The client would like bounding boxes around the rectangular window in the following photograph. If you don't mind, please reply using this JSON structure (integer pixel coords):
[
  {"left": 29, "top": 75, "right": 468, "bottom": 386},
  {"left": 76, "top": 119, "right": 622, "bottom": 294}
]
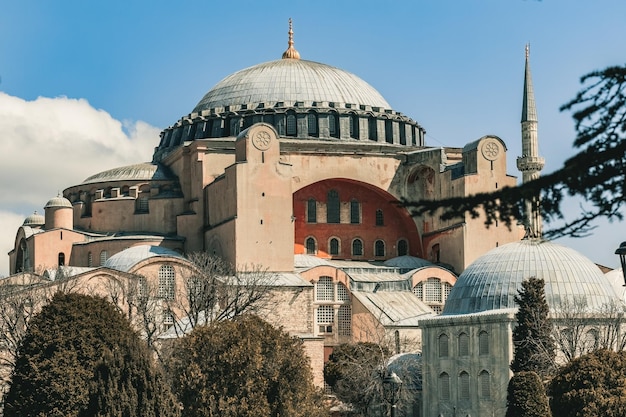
[
  {"left": 307, "top": 199, "right": 317, "bottom": 223},
  {"left": 350, "top": 200, "right": 360, "bottom": 224},
  {"left": 317, "top": 305, "right": 334, "bottom": 328},
  {"left": 316, "top": 277, "right": 334, "bottom": 301},
  {"left": 338, "top": 305, "right": 351, "bottom": 336}
]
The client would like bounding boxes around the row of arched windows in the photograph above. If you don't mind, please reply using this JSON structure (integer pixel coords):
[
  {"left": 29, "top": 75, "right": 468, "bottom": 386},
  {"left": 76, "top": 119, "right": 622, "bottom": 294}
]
[
  {"left": 439, "top": 370, "right": 491, "bottom": 400},
  {"left": 306, "top": 192, "right": 386, "bottom": 226},
  {"left": 438, "top": 331, "right": 490, "bottom": 357},
  {"left": 159, "top": 110, "right": 423, "bottom": 149},
  {"left": 305, "top": 237, "right": 408, "bottom": 258}
]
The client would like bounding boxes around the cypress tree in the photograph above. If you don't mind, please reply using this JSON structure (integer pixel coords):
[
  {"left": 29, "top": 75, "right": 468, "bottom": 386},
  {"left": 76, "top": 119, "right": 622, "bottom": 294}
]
[
  {"left": 510, "top": 277, "right": 556, "bottom": 380},
  {"left": 505, "top": 371, "right": 551, "bottom": 417},
  {"left": 4, "top": 292, "right": 180, "bottom": 417}
]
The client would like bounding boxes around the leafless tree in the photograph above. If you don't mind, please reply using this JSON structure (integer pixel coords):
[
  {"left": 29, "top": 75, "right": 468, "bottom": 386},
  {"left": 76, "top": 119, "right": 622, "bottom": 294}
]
[
  {"left": 167, "top": 252, "right": 277, "bottom": 336},
  {"left": 552, "top": 296, "right": 626, "bottom": 362}
]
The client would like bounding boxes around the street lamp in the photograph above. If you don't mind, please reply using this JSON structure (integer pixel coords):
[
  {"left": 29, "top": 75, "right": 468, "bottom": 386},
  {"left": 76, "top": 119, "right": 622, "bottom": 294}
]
[
  {"left": 382, "top": 370, "right": 402, "bottom": 417},
  {"left": 615, "top": 241, "right": 626, "bottom": 286}
]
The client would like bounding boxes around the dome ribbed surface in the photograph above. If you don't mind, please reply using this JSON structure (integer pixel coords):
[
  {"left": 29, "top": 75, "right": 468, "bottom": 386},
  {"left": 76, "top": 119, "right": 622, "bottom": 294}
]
[
  {"left": 82, "top": 163, "right": 174, "bottom": 185},
  {"left": 443, "top": 239, "right": 620, "bottom": 315},
  {"left": 23, "top": 212, "right": 44, "bottom": 226},
  {"left": 44, "top": 196, "right": 72, "bottom": 208},
  {"left": 193, "top": 59, "right": 391, "bottom": 112}
]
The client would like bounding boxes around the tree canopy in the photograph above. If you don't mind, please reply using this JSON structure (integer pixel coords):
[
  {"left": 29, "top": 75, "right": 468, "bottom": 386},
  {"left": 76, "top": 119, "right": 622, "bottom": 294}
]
[
  {"left": 167, "top": 314, "right": 326, "bottom": 417},
  {"left": 510, "top": 277, "right": 556, "bottom": 380},
  {"left": 550, "top": 349, "right": 626, "bottom": 417},
  {"left": 3, "top": 292, "right": 180, "bottom": 417},
  {"left": 405, "top": 65, "right": 626, "bottom": 239},
  {"left": 505, "top": 371, "right": 551, "bottom": 417}
]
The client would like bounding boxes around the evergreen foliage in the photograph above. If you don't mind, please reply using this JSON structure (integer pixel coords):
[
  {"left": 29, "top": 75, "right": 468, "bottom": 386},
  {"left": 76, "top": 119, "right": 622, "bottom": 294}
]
[
  {"left": 324, "top": 342, "right": 389, "bottom": 416},
  {"left": 550, "top": 349, "right": 626, "bottom": 417},
  {"left": 405, "top": 65, "right": 626, "bottom": 239},
  {"left": 167, "top": 314, "right": 326, "bottom": 417},
  {"left": 3, "top": 292, "right": 180, "bottom": 417},
  {"left": 505, "top": 371, "right": 551, "bottom": 417},
  {"left": 510, "top": 277, "right": 556, "bottom": 380}
]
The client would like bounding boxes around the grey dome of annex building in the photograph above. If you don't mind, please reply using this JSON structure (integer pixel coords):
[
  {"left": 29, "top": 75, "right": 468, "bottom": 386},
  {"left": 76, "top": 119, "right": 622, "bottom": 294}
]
[
  {"left": 153, "top": 20, "right": 424, "bottom": 162},
  {"left": 442, "top": 238, "right": 621, "bottom": 315}
]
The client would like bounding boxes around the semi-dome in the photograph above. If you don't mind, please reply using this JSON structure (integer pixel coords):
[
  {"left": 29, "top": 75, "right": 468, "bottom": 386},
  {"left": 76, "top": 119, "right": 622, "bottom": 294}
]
[
  {"left": 443, "top": 239, "right": 621, "bottom": 315},
  {"left": 193, "top": 59, "right": 391, "bottom": 113},
  {"left": 104, "top": 245, "right": 184, "bottom": 273},
  {"left": 81, "top": 162, "right": 175, "bottom": 185}
]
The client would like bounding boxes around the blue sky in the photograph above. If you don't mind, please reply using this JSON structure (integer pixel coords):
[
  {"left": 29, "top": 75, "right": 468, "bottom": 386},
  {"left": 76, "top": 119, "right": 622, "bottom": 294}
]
[{"left": 0, "top": 0, "right": 625, "bottom": 275}]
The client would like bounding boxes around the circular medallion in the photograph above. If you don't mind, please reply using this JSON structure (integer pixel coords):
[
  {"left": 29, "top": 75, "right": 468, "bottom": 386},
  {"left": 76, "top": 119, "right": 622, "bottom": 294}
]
[
  {"left": 252, "top": 131, "right": 272, "bottom": 151},
  {"left": 481, "top": 140, "right": 500, "bottom": 161}
]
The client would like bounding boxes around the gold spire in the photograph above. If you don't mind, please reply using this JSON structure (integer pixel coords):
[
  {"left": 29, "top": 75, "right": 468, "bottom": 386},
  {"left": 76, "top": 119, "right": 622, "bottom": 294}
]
[{"left": 282, "top": 18, "right": 301, "bottom": 60}]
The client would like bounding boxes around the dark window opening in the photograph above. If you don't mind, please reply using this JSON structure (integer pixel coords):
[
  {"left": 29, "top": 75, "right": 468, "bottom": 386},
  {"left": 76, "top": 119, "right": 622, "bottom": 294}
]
[
  {"left": 352, "top": 239, "right": 363, "bottom": 257},
  {"left": 350, "top": 199, "right": 360, "bottom": 224},
  {"left": 375, "top": 209, "right": 384, "bottom": 226},
  {"left": 307, "top": 199, "right": 317, "bottom": 223},
  {"left": 375, "top": 240, "right": 385, "bottom": 257},
  {"left": 327, "top": 190, "right": 340, "bottom": 223},
  {"left": 329, "top": 238, "right": 340, "bottom": 256},
  {"left": 306, "top": 237, "right": 316, "bottom": 255},
  {"left": 397, "top": 239, "right": 408, "bottom": 256}
]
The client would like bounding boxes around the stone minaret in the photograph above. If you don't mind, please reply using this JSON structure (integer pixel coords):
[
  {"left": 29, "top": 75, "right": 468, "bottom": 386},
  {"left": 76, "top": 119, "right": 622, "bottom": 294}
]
[{"left": 516, "top": 44, "right": 545, "bottom": 238}]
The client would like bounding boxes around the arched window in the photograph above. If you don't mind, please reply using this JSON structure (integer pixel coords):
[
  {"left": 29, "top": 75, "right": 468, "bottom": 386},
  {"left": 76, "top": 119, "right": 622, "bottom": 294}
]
[
  {"left": 305, "top": 237, "right": 317, "bottom": 255},
  {"left": 329, "top": 112, "right": 339, "bottom": 138},
  {"left": 316, "top": 277, "right": 334, "bottom": 301},
  {"left": 375, "top": 240, "right": 385, "bottom": 257},
  {"left": 375, "top": 209, "right": 384, "bottom": 226},
  {"left": 315, "top": 278, "right": 351, "bottom": 337},
  {"left": 444, "top": 282, "right": 453, "bottom": 301},
  {"left": 397, "top": 239, "right": 408, "bottom": 256},
  {"left": 385, "top": 119, "right": 393, "bottom": 143},
  {"left": 329, "top": 238, "right": 340, "bottom": 256},
  {"left": 459, "top": 371, "right": 470, "bottom": 400},
  {"left": 327, "top": 190, "right": 340, "bottom": 223},
  {"left": 99, "top": 250, "right": 108, "bottom": 266},
  {"left": 438, "top": 334, "right": 449, "bottom": 357},
  {"left": 413, "top": 282, "right": 423, "bottom": 299},
  {"left": 350, "top": 199, "right": 360, "bottom": 224},
  {"left": 158, "top": 265, "right": 175, "bottom": 300},
  {"left": 350, "top": 114, "right": 359, "bottom": 139},
  {"left": 286, "top": 112, "right": 297, "bottom": 136},
  {"left": 352, "top": 239, "right": 363, "bottom": 257},
  {"left": 425, "top": 278, "right": 443, "bottom": 302},
  {"left": 307, "top": 199, "right": 317, "bottom": 223},
  {"left": 368, "top": 117, "right": 378, "bottom": 141},
  {"left": 439, "top": 372, "right": 450, "bottom": 400},
  {"left": 307, "top": 112, "right": 318, "bottom": 137},
  {"left": 479, "top": 331, "right": 489, "bottom": 355},
  {"left": 459, "top": 332, "right": 469, "bottom": 356},
  {"left": 58, "top": 252, "right": 65, "bottom": 267},
  {"left": 479, "top": 370, "right": 491, "bottom": 399}
]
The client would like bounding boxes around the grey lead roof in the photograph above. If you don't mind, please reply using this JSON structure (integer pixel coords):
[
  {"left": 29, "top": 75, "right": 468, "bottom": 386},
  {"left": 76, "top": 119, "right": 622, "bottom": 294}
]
[
  {"left": 443, "top": 239, "right": 621, "bottom": 315},
  {"left": 193, "top": 59, "right": 391, "bottom": 112},
  {"left": 82, "top": 163, "right": 175, "bottom": 185}
]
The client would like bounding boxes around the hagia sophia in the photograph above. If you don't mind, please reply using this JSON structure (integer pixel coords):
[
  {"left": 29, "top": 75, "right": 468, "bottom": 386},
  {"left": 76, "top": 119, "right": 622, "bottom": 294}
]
[{"left": 5, "top": 21, "right": 624, "bottom": 417}]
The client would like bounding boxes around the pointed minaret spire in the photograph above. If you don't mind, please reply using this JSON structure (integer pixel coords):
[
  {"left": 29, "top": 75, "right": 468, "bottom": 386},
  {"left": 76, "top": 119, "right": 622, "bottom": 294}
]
[
  {"left": 517, "top": 44, "right": 545, "bottom": 239},
  {"left": 282, "top": 18, "right": 301, "bottom": 60}
]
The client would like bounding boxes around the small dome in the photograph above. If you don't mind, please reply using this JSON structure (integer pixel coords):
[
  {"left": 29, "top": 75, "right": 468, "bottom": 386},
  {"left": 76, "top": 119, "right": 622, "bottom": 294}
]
[
  {"left": 193, "top": 59, "right": 391, "bottom": 113},
  {"left": 443, "top": 239, "right": 621, "bottom": 315},
  {"left": 23, "top": 211, "right": 44, "bottom": 226},
  {"left": 384, "top": 255, "right": 433, "bottom": 269},
  {"left": 44, "top": 196, "right": 72, "bottom": 209},
  {"left": 104, "top": 245, "right": 184, "bottom": 272}
]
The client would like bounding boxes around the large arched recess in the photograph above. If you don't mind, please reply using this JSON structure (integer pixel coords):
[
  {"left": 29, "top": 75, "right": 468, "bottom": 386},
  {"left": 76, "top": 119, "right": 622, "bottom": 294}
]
[{"left": 293, "top": 178, "right": 422, "bottom": 259}]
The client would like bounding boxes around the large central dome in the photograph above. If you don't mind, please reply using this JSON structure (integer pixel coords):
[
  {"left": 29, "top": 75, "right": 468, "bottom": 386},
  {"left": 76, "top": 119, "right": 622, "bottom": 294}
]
[{"left": 193, "top": 59, "right": 391, "bottom": 112}]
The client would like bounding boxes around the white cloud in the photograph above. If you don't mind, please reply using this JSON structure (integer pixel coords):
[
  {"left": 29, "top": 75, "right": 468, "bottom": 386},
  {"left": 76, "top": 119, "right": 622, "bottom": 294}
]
[{"left": 0, "top": 92, "right": 160, "bottom": 276}]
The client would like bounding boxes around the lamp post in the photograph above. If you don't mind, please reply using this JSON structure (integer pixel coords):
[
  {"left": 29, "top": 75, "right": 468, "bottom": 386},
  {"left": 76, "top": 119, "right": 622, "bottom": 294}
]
[
  {"left": 382, "top": 370, "right": 402, "bottom": 417},
  {"left": 615, "top": 241, "right": 626, "bottom": 286}
]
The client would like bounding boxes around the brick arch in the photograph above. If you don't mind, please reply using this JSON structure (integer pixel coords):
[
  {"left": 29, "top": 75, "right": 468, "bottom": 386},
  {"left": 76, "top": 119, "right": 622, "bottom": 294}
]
[{"left": 293, "top": 178, "right": 422, "bottom": 259}]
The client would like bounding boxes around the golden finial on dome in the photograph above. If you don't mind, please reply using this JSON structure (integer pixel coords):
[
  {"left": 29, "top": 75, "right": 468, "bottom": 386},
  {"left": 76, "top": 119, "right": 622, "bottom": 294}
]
[{"left": 282, "top": 18, "right": 301, "bottom": 60}]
